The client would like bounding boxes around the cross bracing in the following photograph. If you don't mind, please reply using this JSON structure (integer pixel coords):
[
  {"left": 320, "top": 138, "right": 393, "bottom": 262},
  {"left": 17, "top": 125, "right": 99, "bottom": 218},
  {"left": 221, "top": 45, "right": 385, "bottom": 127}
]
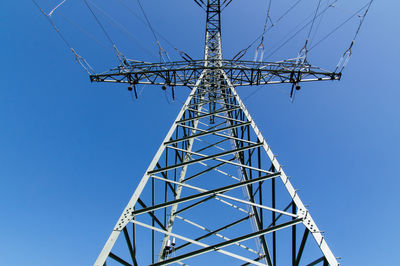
[
  {"left": 89, "top": 59, "right": 341, "bottom": 87},
  {"left": 94, "top": 78, "right": 338, "bottom": 266},
  {"left": 92, "top": 0, "right": 339, "bottom": 265}
]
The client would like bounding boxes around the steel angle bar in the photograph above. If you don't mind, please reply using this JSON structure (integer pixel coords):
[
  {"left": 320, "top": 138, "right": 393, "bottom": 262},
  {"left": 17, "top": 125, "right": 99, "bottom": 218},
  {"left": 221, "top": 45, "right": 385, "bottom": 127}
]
[
  {"left": 158, "top": 82, "right": 208, "bottom": 258},
  {"left": 184, "top": 107, "right": 246, "bottom": 124},
  {"left": 132, "top": 220, "right": 267, "bottom": 266},
  {"left": 167, "top": 121, "right": 251, "bottom": 145},
  {"left": 170, "top": 187, "right": 250, "bottom": 217},
  {"left": 122, "top": 227, "right": 138, "bottom": 266},
  {"left": 90, "top": 60, "right": 340, "bottom": 87},
  {"left": 155, "top": 163, "right": 177, "bottom": 196},
  {"left": 177, "top": 123, "right": 258, "bottom": 146},
  {"left": 173, "top": 195, "right": 216, "bottom": 215},
  {"left": 222, "top": 73, "right": 339, "bottom": 266},
  {"left": 196, "top": 158, "right": 241, "bottom": 181},
  {"left": 306, "top": 256, "right": 326, "bottom": 266},
  {"left": 214, "top": 196, "right": 252, "bottom": 214},
  {"left": 94, "top": 71, "right": 207, "bottom": 266},
  {"left": 151, "top": 218, "right": 304, "bottom": 266},
  {"left": 212, "top": 132, "right": 258, "bottom": 145},
  {"left": 187, "top": 96, "right": 236, "bottom": 107},
  {"left": 174, "top": 215, "right": 254, "bottom": 252},
  {"left": 176, "top": 215, "right": 261, "bottom": 255},
  {"left": 183, "top": 158, "right": 234, "bottom": 183},
  {"left": 195, "top": 137, "right": 230, "bottom": 153},
  {"left": 178, "top": 106, "right": 241, "bottom": 123},
  {"left": 137, "top": 198, "right": 167, "bottom": 231},
  {"left": 296, "top": 228, "right": 310, "bottom": 266},
  {"left": 177, "top": 120, "right": 224, "bottom": 134},
  {"left": 147, "top": 173, "right": 293, "bottom": 217},
  {"left": 148, "top": 142, "right": 261, "bottom": 175},
  {"left": 267, "top": 201, "right": 293, "bottom": 228},
  {"left": 109, "top": 252, "right": 132, "bottom": 266},
  {"left": 198, "top": 161, "right": 241, "bottom": 181},
  {"left": 241, "top": 255, "right": 267, "bottom": 266},
  {"left": 166, "top": 145, "right": 271, "bottom": 175}
]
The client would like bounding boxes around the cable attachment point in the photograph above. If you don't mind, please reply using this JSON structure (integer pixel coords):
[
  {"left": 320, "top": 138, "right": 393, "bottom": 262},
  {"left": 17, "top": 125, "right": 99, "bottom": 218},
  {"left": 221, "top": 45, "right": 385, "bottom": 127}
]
[
  {"left": 157, "top": 41, "right": 170, "bottom": 63},
  {"left": 253, "top": 0, "right": 271, "bottom": 62},
  {"left": 113, "top": 45, "right": 129, "bottom": 67},
  {"left": 175, "top": 48, "right": 194, "bottom": 63},
  {"left": 336, "top": 0, "right": 373, "bottom": 74},
  {"left": 254, "top": 41, "right": 265, "bottom": 62},
  {"left": 232, "top": 49, "right": 247, "bottom": 62},
  {"left": 70, "top": 48, "right": 95, "bottom": 75},
  {"left": 296, "top": 41, "right": 309, "bottom": 66},
  {"left": 335, "top": 42, "right": 353, "bottom": 73}
]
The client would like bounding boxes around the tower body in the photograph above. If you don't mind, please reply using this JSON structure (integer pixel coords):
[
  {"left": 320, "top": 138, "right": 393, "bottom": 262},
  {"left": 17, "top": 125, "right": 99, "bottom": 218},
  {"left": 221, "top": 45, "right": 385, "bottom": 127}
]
[{"left": 93, "top": 1, "right": 338, "bottom": 265}]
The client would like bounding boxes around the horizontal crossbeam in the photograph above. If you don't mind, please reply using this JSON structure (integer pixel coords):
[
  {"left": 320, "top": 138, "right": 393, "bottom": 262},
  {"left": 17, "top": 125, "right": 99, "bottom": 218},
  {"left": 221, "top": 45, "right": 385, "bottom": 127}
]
[
  {"left": 148, "top": 142, "right": 262, "bottom": 175},
  {"left": 133, "top": 172, "right": 281, "bottom": 216},
  {"left": 151, "top": 218, "right": 304, "bottom": 266},
  {"left": 90, "top": 59, "right": 340, "bottom": 87}
]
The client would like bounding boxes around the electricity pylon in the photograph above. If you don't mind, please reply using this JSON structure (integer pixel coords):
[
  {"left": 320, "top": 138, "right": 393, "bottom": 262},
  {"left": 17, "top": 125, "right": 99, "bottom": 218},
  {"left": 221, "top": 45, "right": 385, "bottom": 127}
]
[{"left": 92, "top": 1, "right": 340, "bottom": 265}]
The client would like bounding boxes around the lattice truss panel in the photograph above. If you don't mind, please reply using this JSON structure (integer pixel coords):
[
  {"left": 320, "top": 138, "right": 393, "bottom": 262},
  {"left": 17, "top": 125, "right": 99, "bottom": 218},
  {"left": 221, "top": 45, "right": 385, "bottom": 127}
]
[{"left": 95, "top": 70, "right": 337, "bottom": 266}]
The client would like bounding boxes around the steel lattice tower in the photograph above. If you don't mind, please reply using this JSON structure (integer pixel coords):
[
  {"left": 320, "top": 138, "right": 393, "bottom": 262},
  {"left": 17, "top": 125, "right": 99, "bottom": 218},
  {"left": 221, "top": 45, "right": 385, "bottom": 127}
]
[{"left": 92, "top": 1, "right": 340, "bottom": 265}]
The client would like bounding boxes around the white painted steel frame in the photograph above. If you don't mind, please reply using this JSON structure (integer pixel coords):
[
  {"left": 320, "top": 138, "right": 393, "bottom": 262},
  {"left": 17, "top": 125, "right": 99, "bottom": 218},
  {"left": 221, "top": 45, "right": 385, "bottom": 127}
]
[
  {"left": 94, "top": 0, "right": 339, "bottom": 265},
  {"left": 222, "top": 71, "right": 338, "bottom": 265},
  {"left": 94, "top": 70, "right": 207, "bottom": 266}
]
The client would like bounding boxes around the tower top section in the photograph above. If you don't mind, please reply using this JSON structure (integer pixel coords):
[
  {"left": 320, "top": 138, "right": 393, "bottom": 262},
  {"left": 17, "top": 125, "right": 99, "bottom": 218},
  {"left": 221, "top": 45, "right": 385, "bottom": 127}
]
[
  {"left": 204, "top": 0, "right": 222, "bottom": 62},
  {"left": 89, "top": 0, "right": 340, "bottom": 89}
]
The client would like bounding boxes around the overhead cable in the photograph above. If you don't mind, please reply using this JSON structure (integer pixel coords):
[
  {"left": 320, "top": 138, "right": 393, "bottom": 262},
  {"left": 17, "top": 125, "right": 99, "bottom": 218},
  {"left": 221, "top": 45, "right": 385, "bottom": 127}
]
[
  {"left": 82, "top": 0, "right": 128, "bottom": 65},
  {"left": 136, "top": 0, "right": 170, "bottom": 63},
  {"left": 232, "top": 0, "right": 303, "bottom": 62},
  {"left": 296, "top": 0, "right": 322, "bottom": 64},
  {"left": 48, "top": 0, "right": 66, "bottom": 16},
  {"left": 88, "top": 0, "right": 157, "bottom": 59},
  {"left": 334, "top": 0, "right": 373, "bottom": 72},
  {"left": 32, "top": 0, "right": 94, "bottom": 74},
  {"left": 254, "top": 0, "right": 272, "bottom": 62},
  {"left": 265, "top": 0, "right": 337, "bottom": 60},
  {"left": 116, "top": 0, "right": 193, "bottom": 62}
]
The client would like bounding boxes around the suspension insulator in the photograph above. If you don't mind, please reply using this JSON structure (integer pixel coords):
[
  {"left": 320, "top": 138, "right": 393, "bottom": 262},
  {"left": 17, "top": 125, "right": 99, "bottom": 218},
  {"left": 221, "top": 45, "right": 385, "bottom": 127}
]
[
  {"left": 162, "top": 85, "right": 167, "bottom": 91},
  {"left": 128, "top": 86, "right": 133, "bottom": 91},
  {"left": 296, "top": 85, "right": 301, "bottom": 91}
]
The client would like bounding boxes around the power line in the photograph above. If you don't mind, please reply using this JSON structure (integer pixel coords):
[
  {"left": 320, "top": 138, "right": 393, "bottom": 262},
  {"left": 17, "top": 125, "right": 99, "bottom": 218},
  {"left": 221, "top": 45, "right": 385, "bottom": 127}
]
[
  {"left": 87, "top": 0, "right": 157, "bottom": 59},
  {"left": 254, "top": 0, "right": 272, "bottom": 62},
  {"left": 232, "top": 0, "right": 303, "bottom": 61},
  {"left": 136, "top": 0, "right": 171, "bottom": 63},
  {"left": 334, "top": 0, "right": 374, "bottom": 72},
  {"left": 32, "top": 0, "right": 94, "bottom": 74},
  {"left": 264, "top": 0, "right": 337, "bottom": 60},
  {"left": 116, "top": 0, "right": 193, "bottom": 62}
]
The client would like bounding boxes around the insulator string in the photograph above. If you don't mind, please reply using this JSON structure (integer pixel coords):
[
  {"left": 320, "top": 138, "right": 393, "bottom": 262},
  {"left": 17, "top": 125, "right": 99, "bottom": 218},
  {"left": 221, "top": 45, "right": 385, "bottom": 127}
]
[{"left": 334, "top": 0, "right": 373, "bottom": 72}]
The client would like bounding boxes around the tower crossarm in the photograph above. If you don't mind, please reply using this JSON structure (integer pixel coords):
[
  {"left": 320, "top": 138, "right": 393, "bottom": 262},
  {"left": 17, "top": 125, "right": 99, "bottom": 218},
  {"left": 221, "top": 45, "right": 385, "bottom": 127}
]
[{"left": 89, "top": 59, "right": 341, "bottom": 87}]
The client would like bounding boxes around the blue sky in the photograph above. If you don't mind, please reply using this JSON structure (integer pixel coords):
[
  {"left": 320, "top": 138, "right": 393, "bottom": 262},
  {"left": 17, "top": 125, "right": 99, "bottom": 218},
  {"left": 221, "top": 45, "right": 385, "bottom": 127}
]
[{"left": 1, "top": 0, "right": 399, "bottom": 265}]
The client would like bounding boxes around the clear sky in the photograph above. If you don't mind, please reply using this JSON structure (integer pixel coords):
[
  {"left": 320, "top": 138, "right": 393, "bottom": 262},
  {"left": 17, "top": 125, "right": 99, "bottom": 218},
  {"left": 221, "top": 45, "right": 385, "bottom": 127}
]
[{"left": 1, "top": 0, "right": 399, "bottom": 265}]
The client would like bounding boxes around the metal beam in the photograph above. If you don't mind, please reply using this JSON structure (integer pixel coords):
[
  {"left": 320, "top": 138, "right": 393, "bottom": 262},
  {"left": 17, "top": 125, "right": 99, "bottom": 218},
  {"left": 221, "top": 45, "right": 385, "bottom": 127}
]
[
  {"left": 150, "top": 218, "right": 304, "bottom": 266},
  {"left": 135, "top": 172, "right": 282, "bottom": 216},
  {"left": 148, "top": 142, "right": 262, "bottom": 175}
]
